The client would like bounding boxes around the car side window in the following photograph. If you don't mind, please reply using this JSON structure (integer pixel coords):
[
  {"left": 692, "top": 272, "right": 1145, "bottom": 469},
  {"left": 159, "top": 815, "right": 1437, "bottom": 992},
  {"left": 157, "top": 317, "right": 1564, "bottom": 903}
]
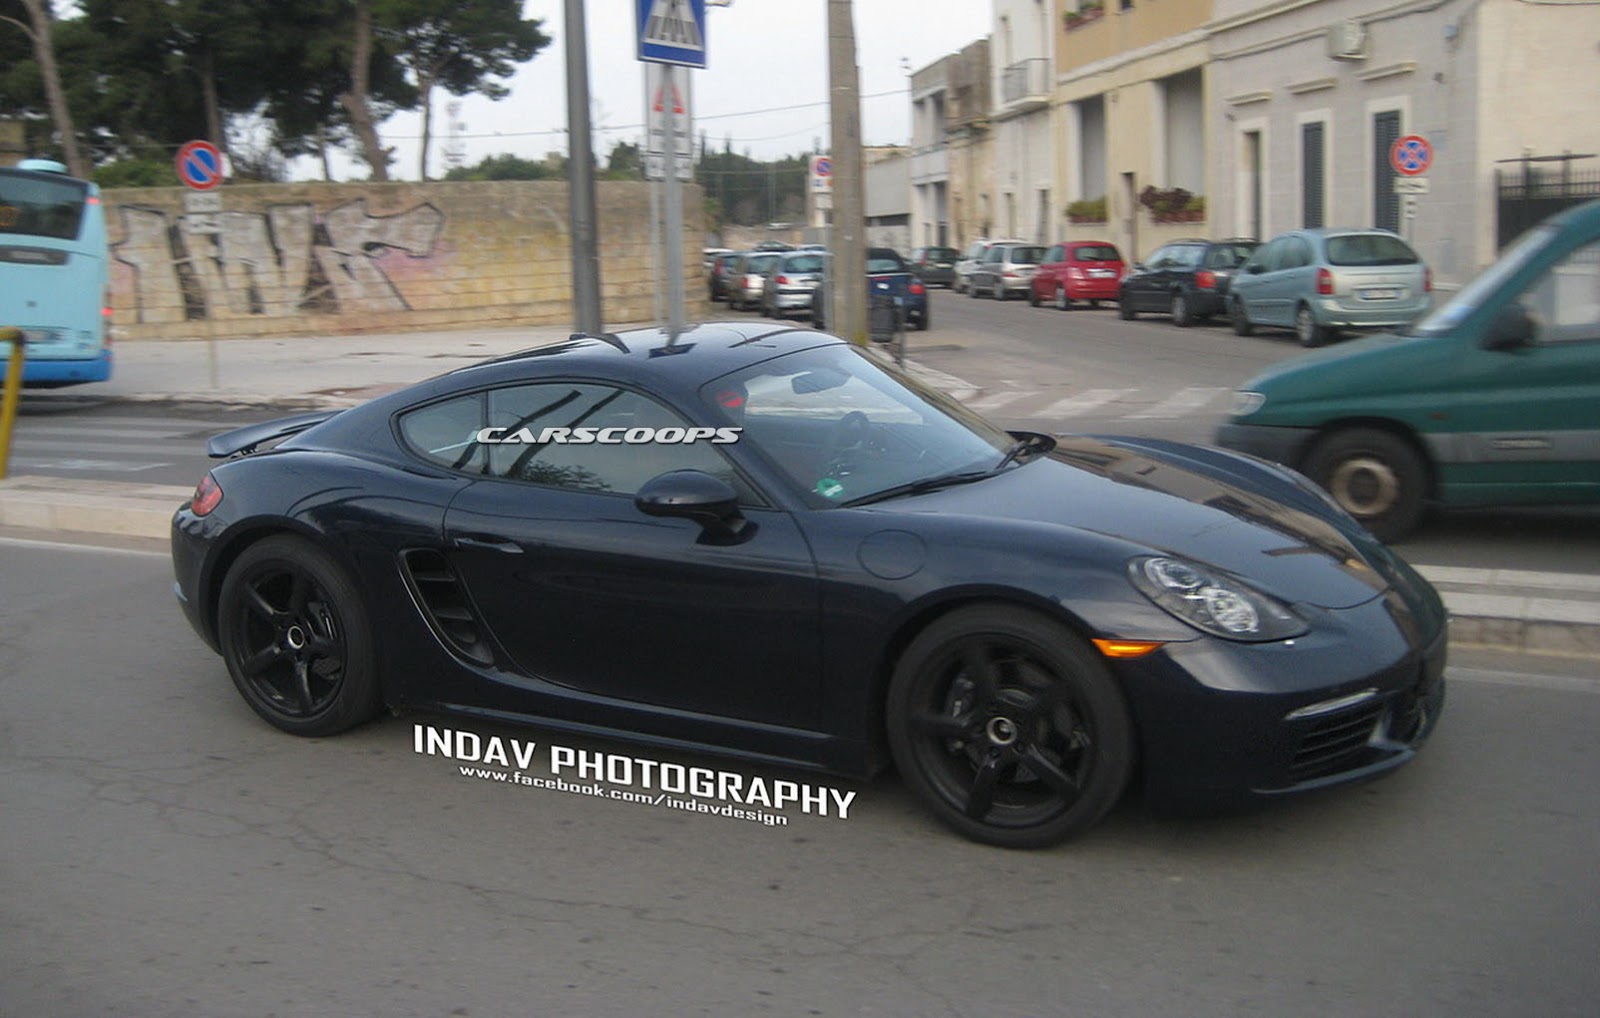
[
  {"left": 984, "top": 246, "right": 1005, "bottom": 263},
  {"left": 1252, "top": 239, "right": 1283, "bottom": 273},
  {"left": 1520, "top": 239, "right": 1600, "bottom": 345},
  {"left": 1044, "top": 244, "right": 1064, "bottom": 264},
  {"left": 482, "top": 383, "right": 749, "bottom": 499},
  {"left": 1287, "top": 237, "right": 1314, "bottom": 269},
  {"left": 398, "top": 393, "right": 487, "bottom": 473},
  {"left": 1146, "top": 245, "right": 1172, "bottom": 269}
]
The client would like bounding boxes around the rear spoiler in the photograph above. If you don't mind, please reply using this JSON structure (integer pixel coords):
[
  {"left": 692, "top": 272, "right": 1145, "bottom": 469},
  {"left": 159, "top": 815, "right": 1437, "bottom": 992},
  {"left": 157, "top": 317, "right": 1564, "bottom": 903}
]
[{"left": 206, "top": 410, "right": 342, "bottom": 458}]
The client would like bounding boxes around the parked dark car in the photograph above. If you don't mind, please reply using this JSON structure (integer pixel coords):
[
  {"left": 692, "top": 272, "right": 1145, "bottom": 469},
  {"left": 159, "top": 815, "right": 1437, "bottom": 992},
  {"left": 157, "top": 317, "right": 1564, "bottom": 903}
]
[
  {"left": 708, "top": 250, "right": 745, "bottom": 302},
  {"left": 1118, "top": 239, "right": 1259, "bottom": 326},
  {"left": 909, "top": 245, "right": 960, "bottom": 288},
  {"left": 173, "top": 324, "right": 1446, "bottom": 849},
  {"left": 812, "top": 248, "right": 930, "bottom": 331},
  {"left": 1033, "top": 241, "right": 1126, "bottom": 309}
]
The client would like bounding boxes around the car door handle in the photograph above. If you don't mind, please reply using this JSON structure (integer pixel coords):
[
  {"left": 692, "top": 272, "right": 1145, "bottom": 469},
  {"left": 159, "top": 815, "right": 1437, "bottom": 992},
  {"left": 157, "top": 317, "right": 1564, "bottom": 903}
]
[{"left": 452, "top": 533, "right": 524, "bottom": 554}]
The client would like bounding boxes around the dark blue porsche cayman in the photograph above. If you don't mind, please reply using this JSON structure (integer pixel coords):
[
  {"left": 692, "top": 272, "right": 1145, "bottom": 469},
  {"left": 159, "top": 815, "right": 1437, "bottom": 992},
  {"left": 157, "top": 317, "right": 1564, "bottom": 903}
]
[{"left": 172, "top": 323, "right": 1446, "bottom": 848}]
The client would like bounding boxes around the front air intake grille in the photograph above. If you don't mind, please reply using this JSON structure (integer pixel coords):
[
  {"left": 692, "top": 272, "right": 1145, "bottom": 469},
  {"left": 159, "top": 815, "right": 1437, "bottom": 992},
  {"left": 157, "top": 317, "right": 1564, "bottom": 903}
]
[
  {"left": 400, "top": 549, "right": 494, "bottom": 666},
  {"left": 1288, "top": 701, "right": 1385, "bottom": 781}
]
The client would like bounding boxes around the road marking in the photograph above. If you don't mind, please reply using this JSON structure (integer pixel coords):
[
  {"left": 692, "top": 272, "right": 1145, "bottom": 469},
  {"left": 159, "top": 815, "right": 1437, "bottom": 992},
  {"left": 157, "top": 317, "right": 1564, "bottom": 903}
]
[
  {"left": 6, "top": 457, "right": 172, "bottom": 472},
  {"left": 1035, "top": 388, "right": 1139, "bottom": 418},
  {"left": 1123, "top": 386, "right": 1230, "bottom": 419},
  {"left": 965, "top": 390, "right": 1032, "bottom": 413},
  {"left": 1448, "top": 666, "right": 1600, "bottom": 696},
  {"left": 0, "top": 536, "right": 169, "bottom": 558},
  {"left": 11, "top": 437, "right": 194, "bottom": 456}
]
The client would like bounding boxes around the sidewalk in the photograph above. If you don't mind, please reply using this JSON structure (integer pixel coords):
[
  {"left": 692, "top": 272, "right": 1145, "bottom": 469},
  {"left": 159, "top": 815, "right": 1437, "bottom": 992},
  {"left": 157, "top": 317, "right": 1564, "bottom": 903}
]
[{"left": 3, "top": 325, "right": 1597, "bottom": 659}]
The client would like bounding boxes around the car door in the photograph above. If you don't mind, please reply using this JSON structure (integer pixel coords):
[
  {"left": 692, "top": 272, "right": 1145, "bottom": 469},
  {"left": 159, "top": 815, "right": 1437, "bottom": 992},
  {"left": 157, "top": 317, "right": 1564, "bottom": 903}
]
[
  {"left": 1444, "top": 236, "right": 1600, "bottom": 500},
  {"left": 1264, "top": 235, "right": 1315, "bottom": 326},
  {"left": 1130, "top": 245, "right": 1172, "bottom": 311},
  {"left": 1037, "top": 244, "right": 1065, "bottom": 300},
  {"left": 441, "top": 380, "right": 822, "bottom": 727},
  {"left": 1238, "top": 238, "right": 1283, "bottom": 323}
]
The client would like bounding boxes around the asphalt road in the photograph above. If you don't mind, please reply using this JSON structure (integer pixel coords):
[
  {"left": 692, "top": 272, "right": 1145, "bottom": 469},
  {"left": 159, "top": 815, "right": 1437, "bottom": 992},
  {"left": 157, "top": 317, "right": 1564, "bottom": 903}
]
[{"left": 2, "top": 539, "right": 1597, "bottom": 1016}]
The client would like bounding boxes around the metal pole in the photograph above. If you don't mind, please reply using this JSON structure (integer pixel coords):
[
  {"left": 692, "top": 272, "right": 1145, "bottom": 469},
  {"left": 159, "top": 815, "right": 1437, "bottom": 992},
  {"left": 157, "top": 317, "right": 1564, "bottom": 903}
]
[
  {"left": 650, "top": 173, "right": 664, "bottom": 322},
  {"left": 564, "top": 0, "right": 603, "bottom": 334},
  {"left": 0, "top": 327, "right": 25, "bottom": 480},
  {"left": 663, "top": 63, "right": 686, "bottom": 338},
  {"left": 827, "top": 0, "right": 867, "bottom": 344}
]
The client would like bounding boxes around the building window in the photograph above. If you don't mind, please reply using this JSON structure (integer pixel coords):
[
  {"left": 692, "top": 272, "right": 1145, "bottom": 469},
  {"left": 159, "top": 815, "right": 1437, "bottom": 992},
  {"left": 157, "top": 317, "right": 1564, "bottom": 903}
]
[
  {"left": 1373, "top": 110, "right": 1401, "bottom": 232},
  {"left": 1302, "top": 122, "right": 1326, "bottom": 229},
  {"left": 1120, "top": 0, "right": 1133, "bottom": 10}
]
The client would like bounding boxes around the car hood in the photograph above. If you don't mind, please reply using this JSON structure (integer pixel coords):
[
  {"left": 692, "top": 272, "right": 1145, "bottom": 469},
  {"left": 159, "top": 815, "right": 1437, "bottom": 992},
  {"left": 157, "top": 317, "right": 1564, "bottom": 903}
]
[{"left": 884, "top": 435, "right": 1390, "bottom": 609}]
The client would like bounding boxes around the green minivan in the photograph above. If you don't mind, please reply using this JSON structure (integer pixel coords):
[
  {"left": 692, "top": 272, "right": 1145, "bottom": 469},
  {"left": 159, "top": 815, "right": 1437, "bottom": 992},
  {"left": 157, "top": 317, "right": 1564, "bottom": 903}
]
[{"left": 1217, "top": 200, "right": 1600, "bottom": 542}]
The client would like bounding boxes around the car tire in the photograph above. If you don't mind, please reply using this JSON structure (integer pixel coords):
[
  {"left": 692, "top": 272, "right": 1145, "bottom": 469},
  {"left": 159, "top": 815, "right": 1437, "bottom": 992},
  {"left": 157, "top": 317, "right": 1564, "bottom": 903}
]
[
  {"left": 1029, "top": 286, "right": 1041, "bottom": 307},
  {"left": 1119, "top": 299, "right": 1136, "bottom": 321},
  {"left": 1089, "top": 300, "right": 1101, "bottom": 309},
  {"left": 217, "top": 534, "right": 382, "bottom": 737},
  {"left": 886, "top": 606, "right": 1135, "bottom": 849},
  {"left": 995, "top": 284, "right": 1008, "bottom": 301},
  {"left": 1171, "top": 292, "right": 1193, "bottom": 328},
  {"left": 916, "top": 305, "right": 931, "bottom": 331},
  {"left": 968, "top": 283, "right": 980, "bottom": 299},
  {"left": 1303, "top": 428, "right": 1431, "bottom": 543},
  {"left": 1295, "top": 304, "right": 1328, "bottom": 347},
  {"left": 1230, "top": 297, "right": 1254, "bottom": 336},
  {"left": 1057, "top": 286, "right": 1071, "bottom": 311}
]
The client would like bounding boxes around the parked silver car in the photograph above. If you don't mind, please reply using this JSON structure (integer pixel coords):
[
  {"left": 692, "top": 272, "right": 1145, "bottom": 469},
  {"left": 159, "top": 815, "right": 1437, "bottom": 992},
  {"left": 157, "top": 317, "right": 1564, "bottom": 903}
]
[
  {"left": 953, "top": 238, "right": 1023, "bottom": 293},
  {"left": 760, "top": 250, "right": 828, "bottom": 318},
  {"left": 729, "top": 251, "right": 783, "bottom": 311},
  {"left": 1228, "top": 228, "right": 1432, "bottom": 347},
  {"left": 968, "top": 242, "right": 1048, "bottom": 301}
]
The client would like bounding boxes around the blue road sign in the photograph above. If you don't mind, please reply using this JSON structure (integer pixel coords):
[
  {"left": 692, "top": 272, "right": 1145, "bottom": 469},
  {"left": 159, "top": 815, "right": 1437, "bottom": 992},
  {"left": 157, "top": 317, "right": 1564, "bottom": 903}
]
[
  {"left": 637, "top": 0, "right": 707, "bottom": 69},
  {"left": 175, "top": 140, "right": 224, "bottom": 191}
]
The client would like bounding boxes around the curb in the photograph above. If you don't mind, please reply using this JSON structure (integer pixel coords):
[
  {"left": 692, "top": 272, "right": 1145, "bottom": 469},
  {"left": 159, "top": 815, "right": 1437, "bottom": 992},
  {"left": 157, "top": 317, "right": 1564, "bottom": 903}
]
[{"left": 1, "top": 476, "right": 1595, "bottom": 660}]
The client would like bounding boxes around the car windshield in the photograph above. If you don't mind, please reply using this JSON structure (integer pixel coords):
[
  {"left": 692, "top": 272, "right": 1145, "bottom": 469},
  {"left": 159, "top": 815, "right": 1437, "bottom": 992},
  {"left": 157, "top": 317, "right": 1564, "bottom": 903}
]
[
  {"left": 1073, "top": 245, "right": 1119, "bottom": 262},
  {"left": 700, "top": 344, "right": 1015, "bottom": 508},
  {"left": 1325, "top": 233, "right": 1419, "bottom": 266},
  {"left": 1409, "top": 225, "right": 1555, "bottom": 336}
]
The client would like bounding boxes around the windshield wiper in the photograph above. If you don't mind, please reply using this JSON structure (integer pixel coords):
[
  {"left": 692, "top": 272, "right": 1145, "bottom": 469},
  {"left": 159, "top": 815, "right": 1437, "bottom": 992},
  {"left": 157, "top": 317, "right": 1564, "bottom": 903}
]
[{"left": 841, "top": 434, "right": 1053, "bottom": 508}]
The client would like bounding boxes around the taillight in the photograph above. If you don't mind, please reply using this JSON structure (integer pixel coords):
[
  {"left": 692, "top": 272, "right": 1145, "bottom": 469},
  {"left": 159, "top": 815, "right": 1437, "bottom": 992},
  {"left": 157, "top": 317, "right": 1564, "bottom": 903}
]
[
  {"left": 1316, "top": 267, "right": 1334, "bottom": 295},
  {"left": 910, "top": 282, "right": 925, "bottom": 295},
  {"left": 191, "top": 473, "right": 223, "bottom": 517},
  {"left": 1424, "top": 267, "right": 1432, "bottom": 293},
  {"left": 1068, "top": 267, "right": 1085, "bottom": 279},
  {"left": 777, "top": 275, "right": 790, "bottom": 285},
  {"left": 1195, "top": 270, "right": 1216, "bottom": 290}
]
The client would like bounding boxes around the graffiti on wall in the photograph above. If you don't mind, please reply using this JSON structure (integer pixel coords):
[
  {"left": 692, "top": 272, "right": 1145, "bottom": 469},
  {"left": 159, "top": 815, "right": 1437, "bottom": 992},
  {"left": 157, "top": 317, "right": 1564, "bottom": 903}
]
[{"left": 113, "top": 198, "right": 445, "bottom": 324}]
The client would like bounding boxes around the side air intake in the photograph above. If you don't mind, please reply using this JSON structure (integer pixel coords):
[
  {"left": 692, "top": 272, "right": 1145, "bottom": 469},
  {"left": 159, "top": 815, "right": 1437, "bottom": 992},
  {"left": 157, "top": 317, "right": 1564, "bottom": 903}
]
[{"left": 399, "top": 549, "right": 494, "bottom": 666}]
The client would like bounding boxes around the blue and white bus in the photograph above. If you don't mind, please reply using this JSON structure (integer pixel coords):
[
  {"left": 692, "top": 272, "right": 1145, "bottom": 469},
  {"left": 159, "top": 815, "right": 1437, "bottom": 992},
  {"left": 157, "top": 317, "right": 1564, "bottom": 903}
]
[{"left": 0, "top": 158, "right": 112, "bottom": 387}]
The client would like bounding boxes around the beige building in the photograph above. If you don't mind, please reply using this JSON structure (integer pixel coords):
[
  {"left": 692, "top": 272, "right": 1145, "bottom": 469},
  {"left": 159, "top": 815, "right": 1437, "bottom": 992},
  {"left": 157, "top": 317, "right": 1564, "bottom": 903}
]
[{"left": 1052, "top": 0, "right": 1215, "bottom": 262}]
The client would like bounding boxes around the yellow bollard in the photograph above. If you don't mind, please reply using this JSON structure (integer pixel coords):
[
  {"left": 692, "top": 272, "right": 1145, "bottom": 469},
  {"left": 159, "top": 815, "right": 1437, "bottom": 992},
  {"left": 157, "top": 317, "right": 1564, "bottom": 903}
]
[{"left": 0, "top": 326, "right": 24, "bottom": 480}]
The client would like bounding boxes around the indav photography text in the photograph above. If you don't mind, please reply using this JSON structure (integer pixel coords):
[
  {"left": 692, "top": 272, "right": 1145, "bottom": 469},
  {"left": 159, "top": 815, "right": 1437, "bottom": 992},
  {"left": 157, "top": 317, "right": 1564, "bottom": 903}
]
[{"left": 413, "top": 724, "right": 858, "bottom": 824}]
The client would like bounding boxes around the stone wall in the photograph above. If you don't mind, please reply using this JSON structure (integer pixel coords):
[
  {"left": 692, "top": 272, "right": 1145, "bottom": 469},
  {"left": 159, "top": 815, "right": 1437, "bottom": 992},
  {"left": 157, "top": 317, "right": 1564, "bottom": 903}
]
[{"left": 103, "top": 179, "right": 709, "bottom": 340}]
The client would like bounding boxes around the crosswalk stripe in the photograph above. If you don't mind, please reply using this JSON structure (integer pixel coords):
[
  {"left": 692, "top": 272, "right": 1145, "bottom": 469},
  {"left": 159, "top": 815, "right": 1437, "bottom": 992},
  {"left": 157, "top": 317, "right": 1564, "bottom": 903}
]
[
  {"left": 1123, "top": 387, "right": 1230, "bottom": 419},
  {"left": 11, "top": 437, "right": 195, "bottom": 456},
  {"left": 1035, "top": 388, "right": 1139, "bottom": 418},
  {"left": 8, "top": 457, "right": 172, "bottom": 473},
  {"left": 965, "top": 391, "right": 1032, "bottom": 413}
]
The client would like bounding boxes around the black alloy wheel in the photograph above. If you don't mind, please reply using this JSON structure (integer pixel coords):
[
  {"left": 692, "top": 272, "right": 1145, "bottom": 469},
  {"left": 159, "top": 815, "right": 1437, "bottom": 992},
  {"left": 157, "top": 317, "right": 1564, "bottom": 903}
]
[
  {"left": 887, "top": 607, "right": 1134, "bottom": 848},
  {"left": 218, "top": 535, "right": 381, "bottom": 736}
]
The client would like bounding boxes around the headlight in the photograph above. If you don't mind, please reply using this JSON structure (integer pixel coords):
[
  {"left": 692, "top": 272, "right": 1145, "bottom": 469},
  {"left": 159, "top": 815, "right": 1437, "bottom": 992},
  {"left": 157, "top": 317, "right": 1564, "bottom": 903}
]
[
  {"left": 1128, "top": 556, "right": 1307, "bottom": 642},
  {"left": 1231, "top": 390, "right": 1266, "bottom": 417}
]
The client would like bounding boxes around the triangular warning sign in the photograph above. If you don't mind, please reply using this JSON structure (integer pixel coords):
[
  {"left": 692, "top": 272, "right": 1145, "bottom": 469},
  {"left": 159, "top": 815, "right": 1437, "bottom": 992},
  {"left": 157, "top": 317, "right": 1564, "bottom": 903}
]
[
  {"left": 643, "top": 0, "right": 703, "bottom": 51},
  {"left": 652, "top": 84, "right": 686, "bottom": 115}
]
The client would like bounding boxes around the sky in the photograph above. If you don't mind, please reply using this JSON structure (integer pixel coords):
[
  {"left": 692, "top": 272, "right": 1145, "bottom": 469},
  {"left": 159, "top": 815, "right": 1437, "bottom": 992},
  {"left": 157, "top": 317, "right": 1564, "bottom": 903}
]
[{"left": 294, "top": 0, "right": 996, "bottom": 181}]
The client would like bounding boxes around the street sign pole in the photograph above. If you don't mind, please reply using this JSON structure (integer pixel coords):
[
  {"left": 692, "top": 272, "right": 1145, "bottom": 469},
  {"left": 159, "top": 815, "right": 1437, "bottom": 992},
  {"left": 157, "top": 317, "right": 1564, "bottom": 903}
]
[{"left": 663, "top": 62, "right": 685, "bottom": 338}]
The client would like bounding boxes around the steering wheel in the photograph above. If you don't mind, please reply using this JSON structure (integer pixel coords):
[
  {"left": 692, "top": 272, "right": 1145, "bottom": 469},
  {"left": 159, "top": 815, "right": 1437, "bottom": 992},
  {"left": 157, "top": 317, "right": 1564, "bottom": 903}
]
[{"left": 820, "top": 410, "right": 874, "bottom": 479}]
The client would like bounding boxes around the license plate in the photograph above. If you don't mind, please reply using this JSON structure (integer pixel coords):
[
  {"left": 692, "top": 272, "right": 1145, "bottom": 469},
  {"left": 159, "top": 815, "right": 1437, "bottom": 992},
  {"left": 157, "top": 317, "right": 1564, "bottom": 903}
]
[
  {"left": 1089, "top": 269, "right": 1115, "bottom": 278},
  {"left": 1361, "top": 287, "right": 1401, "bottom": 300}
]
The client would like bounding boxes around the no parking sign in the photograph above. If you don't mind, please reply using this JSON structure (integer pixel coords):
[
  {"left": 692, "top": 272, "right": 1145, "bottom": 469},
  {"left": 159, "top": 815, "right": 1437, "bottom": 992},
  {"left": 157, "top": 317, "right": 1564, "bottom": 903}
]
[
  {"left": 1390, "top": 135, "right": 1433, "bottom": 177},
  {"left": 175, "top": 140, "right": 225, "bottom": 191}
]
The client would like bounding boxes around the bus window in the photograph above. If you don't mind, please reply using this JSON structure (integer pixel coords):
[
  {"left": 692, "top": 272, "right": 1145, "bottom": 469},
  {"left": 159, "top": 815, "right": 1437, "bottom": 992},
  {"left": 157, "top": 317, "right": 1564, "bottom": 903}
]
[{"left": 0, "top": 164, "right": 112, "bottom": 387}]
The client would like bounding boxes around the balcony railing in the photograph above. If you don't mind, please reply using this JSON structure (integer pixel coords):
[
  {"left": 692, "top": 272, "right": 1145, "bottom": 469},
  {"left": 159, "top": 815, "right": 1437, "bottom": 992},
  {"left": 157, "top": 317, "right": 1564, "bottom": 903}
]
[
  {"left": 1000, "top": 58, "right": 1050, "bottom": 110},
  {"left": 910, "top": 147, "right": 949, "bottom": 185}
]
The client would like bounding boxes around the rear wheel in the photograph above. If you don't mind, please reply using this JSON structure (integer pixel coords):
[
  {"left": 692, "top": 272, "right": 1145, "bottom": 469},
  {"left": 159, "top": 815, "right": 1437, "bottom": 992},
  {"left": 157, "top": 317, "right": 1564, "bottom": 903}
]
[
  {"left": 886, "top": 606, "right": 1135, "bottom": 848},
  {"left": 1230, "top": 296, "right": 1254, "bottom": 336},
  {"left": 1295, "top": 304, "right": 1329, "bottom": 347},
  {"left": 218, "top": 535, "right": 382, "bottom": 737},
  {"left": 1171, "top": 292, "right": 1193, "bottom": 327},
  {"left": 1119, "top": 298, "right": 1136, "bottom": 321},
  {"left": 1303, "top": 428, "right": 1430, "bottom": 542},
  {"left": 1056, "top": 285, "right": 1071, "bottom": 311}
]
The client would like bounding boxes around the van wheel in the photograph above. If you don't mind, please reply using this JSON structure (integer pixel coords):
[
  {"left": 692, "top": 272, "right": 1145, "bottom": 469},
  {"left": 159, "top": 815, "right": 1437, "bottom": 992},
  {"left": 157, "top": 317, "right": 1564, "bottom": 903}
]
[
  {"left": 1303, "top": 428, "right": 1430, "bottom": 543},
  {"left": 1230, "top": 297, "right": 1254, "bottom": 336},
  {"left": 1296, "top": 305, "right": 1329, "bottom": 347}
]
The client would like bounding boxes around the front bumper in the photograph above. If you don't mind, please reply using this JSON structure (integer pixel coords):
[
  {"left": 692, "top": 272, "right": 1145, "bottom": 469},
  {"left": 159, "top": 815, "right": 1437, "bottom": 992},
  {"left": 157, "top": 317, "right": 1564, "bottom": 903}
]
[
  {"left": 1116, "top": 583, "right": 1448, "bottom": 813},
  {"left": 1214, "top": 421, "right": 1318, "bottom": 469}
]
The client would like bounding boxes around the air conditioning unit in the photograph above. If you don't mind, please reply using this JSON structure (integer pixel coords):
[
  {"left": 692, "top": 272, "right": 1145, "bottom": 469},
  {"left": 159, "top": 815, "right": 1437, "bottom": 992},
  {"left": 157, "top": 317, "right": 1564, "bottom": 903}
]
[{"left": 1327, "top": 20, "right": 1368, "bottom": 60}]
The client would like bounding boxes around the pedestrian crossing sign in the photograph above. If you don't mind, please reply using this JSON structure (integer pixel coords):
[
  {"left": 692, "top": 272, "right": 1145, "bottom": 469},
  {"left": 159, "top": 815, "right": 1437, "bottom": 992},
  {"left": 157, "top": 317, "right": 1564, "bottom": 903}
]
[{"left": 637, "top": 0, "right": 707, "bottom": 69}]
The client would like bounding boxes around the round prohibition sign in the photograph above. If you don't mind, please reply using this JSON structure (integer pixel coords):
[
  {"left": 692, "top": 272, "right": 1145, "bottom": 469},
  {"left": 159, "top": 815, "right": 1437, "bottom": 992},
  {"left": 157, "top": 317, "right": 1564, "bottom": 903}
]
[
  {"left": 1390, "top": 135, "right": 1432, "bottom": 177},
  {"left": 175, "top": 139, "right": 225, "bottom": 190}
]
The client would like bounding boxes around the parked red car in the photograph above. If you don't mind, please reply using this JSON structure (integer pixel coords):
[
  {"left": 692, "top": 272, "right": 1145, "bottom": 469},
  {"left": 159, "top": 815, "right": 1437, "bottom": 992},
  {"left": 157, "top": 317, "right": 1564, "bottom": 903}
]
[{"left": 1031, "top": 241, "right": 1126, "bottom": 309}]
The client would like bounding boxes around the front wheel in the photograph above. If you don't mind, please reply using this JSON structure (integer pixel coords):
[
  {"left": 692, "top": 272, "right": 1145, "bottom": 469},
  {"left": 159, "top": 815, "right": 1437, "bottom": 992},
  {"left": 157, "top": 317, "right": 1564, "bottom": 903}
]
[
  {"left": 886, "top": 606, "right": 1135, "bottom": 848},
  {"left": 1230, "top": 296, "right": 1254, "bottom": 336},
  {"left": 1119, "top": 298, "right": 1136, "bottom": 321},
  {"left": 1056, "top": 286, "right": 1071, "bottom": 311},
  {"left": 1303, "top": 428, "right": 1430, "bottom": 542},
  {"left": 1171, "top": 292, "right": 1193, "bottom": 327},
  {"left": 217, "top": 535, "right": 382, "bottom": 737}
]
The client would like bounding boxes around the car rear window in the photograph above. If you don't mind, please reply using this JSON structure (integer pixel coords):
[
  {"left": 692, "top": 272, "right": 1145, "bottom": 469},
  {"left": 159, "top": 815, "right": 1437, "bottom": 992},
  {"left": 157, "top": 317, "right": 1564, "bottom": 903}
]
[
  {"left": 1207, "top": 244, "right": 1256, "bottom": 269},
  {"left": 868, "top": 251, "right": 909, "bottom": 273},
  {"left": 1011, "top": 246, "right": 1046, "bottom": 264},
  {"left": 785, "top": 254, "right": 825, "bottom": 273},
  {"left": 1071, "top": 244, "right": 1120, "bottom": 262},
  {"left": 927, "top": 247, "right": 958, "bottom": 261},
  {"left": 1326, "top": 233, "right": 1419, "bottom": 266}
]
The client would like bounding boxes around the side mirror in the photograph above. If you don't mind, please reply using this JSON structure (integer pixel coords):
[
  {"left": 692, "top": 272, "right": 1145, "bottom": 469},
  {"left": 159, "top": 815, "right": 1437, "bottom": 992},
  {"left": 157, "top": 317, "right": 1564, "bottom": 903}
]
[
  {"left": 1482, "top": 302, "right": 1535, "bottom": 351},
  {"left": 1246, "top": 263, "right": 1264, "bottom": 274},
  {"left": 1133, "top": 262, "right": 1146, "bottom": 271},
  {"left": 635, "top": 470, "right": 753, "bottom": 543}
]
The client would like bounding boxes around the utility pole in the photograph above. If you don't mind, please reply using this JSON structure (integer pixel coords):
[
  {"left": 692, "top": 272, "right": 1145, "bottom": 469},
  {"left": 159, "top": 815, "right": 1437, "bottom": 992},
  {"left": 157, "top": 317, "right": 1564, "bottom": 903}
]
[
  {"left": 826, "top": 0, "right": 867, "bottom": 345},
  {"left": 565, "top": 0, "right": 603, "bottom": 335}
]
